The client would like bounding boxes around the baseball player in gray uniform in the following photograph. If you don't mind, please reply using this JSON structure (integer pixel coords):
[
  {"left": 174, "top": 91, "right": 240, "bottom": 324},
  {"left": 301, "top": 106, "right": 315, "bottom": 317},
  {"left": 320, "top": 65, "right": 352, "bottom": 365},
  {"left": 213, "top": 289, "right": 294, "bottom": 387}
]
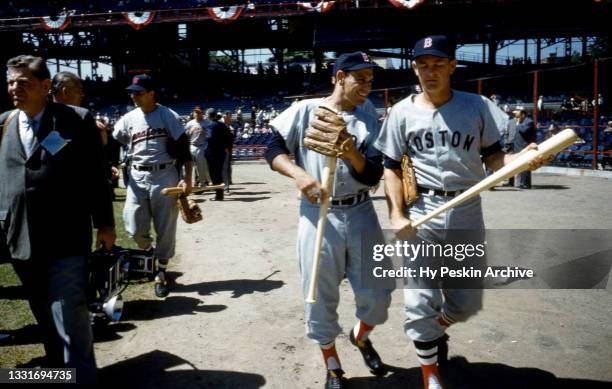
[
  {"left": 113, "top": 74, "right": 192, "bottom": 298},
  {"left": 265, "top": 52, "right": 391, "bottom": 389},
  {"left": 375, "top": 36, "right": 549, "bottom": 389},
  {"left": 185, "top": 105, "right": 212, "bottom": 186}
]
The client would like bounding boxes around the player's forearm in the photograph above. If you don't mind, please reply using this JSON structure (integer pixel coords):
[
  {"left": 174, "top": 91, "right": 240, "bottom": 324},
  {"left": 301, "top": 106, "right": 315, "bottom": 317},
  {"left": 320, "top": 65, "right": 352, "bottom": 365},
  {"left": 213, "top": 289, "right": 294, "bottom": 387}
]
[
  {"left": 342, "top": 149, "right": 366, "bottom": 173},
  {"left": 271, "top": 153, "right": 309, "bottom": 181},
  {"left": 483, "top": 150, "right": 507, "bottom": 171},
  {"left": 383, "top": 168, "right": 406, "bottom": 219},
  {"left": 184, "top": 161, "right": 193, "bottom": 182}
]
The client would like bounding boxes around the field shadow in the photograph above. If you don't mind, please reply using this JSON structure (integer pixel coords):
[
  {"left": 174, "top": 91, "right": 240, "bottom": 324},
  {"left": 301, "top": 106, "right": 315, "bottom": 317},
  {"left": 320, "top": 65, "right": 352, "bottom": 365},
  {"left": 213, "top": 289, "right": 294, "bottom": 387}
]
[
  {"left": 100, "top": 349, "right": 266, "bottom": 388},
  {"left": 347, "top": 356, "right": 611, "bottom": 388},
  {"left": 120, "top": 296, "right": 227, "bottom": 321},
  {"left": 171, "top": 271, "right": 284, "bottom": 299}
]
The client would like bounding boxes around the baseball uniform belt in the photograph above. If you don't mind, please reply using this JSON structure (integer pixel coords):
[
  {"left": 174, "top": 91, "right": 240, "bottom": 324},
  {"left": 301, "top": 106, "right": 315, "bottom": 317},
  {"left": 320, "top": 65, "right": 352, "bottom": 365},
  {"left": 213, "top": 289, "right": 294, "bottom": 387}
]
[
  {"left": 417, "top": 185, "right": 464, "bottom": 198},
  {"left": 330, "top": 192, "right": 369, "bottom": 207},
  {"left": 132, "top": 162, "right": 173, "bottom": 172}
]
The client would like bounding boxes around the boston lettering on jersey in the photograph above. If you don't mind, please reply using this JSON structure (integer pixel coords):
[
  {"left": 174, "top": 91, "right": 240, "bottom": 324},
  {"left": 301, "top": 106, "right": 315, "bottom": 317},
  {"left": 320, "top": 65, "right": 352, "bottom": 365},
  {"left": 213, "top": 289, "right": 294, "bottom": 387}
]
[
  {"left": 408, "top": 129, "right": 475, "bottom": 152},
  {"left": 131, "top": 127, "right": 169, "bottom": 145}
]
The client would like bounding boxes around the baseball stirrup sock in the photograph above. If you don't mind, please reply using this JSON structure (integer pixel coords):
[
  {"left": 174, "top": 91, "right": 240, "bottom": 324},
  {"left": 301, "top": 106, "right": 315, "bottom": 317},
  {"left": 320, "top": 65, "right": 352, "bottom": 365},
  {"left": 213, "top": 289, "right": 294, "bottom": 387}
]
[
  {"left": 420, "top": 364, "right": 444, "bottom": 389},
  {"left": 352, "top": 320, "right": 375, "bottom": 344},
  {"left": 437, "top": 312, "right": 455, "bottom": 327},
  {"left": 415, "top": 344, "right": 438, "bottom": 366},
  {"left": 320, "top": 342, "right": 341, "bottom": 371}
]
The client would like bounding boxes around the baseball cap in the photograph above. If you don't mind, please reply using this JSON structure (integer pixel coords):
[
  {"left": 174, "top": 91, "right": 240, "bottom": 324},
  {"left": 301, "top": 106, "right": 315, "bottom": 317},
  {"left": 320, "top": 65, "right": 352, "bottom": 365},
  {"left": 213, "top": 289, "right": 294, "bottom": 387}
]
[
  {"left": 333, "top": 51, "right": 379, "bottom": 74},
  {"left": 413, "top": 35, "right": 455, "bottom": 59},
  {"left": 126, "top": 74, "right": 155, "bottom": 92},
  {"left": 205, "top": 107, "right": 217, "bottom": 116}
]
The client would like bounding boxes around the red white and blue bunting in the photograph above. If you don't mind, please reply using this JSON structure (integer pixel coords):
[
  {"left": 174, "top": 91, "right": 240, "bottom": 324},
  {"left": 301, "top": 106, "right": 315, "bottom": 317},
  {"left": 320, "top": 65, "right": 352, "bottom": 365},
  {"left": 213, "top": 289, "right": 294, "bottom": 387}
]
[
  {"left": 388, "top": 0, "right": 425, "bottom": 10},
  {"left": 297, "top": 1, "right": 336, "bottom": 13},
  {"left": 207, "top": 6, "right": 245, "bottom": 24},
  {"left": 40, "top": 11, "right": 73, "bottom": 31},
  {"left": 122, "top": 11, "right": 156, "bottom": 30}
]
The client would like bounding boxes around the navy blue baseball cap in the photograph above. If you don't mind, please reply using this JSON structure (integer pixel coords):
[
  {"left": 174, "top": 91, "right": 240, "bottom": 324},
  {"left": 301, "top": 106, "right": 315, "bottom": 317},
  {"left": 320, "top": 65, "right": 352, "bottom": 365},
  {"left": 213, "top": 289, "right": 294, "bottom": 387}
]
[
  {"left": 413, "top": 35, "right": 455, "bottom": 59},
  {"left": 333, "top": 51, "right": 379, "bottom": 74},
  {"left": 126, "top": 74, "right": 155, "bottom": 92}
]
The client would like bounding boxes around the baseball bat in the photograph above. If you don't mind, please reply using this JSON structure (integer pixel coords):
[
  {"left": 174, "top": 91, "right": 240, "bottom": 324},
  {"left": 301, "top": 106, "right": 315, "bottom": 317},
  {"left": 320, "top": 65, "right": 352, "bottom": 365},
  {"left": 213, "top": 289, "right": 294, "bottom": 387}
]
[
  {"left": 305, "top": 155, "right": 337, "bottom": 304},
  {"left": 410, "top": 128, "right": 577, "bottom": 229},
  {"left": 161, "top": 183, "right": 225, "bottom": 196}
]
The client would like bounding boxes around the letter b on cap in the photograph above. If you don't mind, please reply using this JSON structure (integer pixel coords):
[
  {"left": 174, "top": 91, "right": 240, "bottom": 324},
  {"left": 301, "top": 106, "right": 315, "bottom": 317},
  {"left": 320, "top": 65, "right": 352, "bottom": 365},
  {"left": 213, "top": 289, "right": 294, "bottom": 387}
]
[{"left": 424, "top": 38, "right": 433, "bottom": 48}]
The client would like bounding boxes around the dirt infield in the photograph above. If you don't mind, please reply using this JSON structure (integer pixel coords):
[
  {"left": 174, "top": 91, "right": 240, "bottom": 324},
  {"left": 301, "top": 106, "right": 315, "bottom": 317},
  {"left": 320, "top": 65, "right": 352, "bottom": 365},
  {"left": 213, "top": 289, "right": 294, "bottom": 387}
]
[{"left": 95, "top": 162, "right": 612, "bottom": 388}]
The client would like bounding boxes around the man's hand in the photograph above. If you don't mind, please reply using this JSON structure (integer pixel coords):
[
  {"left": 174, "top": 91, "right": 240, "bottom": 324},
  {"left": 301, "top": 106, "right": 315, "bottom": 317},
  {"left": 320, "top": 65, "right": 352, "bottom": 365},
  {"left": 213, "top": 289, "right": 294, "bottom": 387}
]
[
  {"left": 516, "top": 143, "right": 556, "bottom": 171},
  {"left": 390, "top": 212, "right": 414, "bottom": 241},
  {"left": 96, "top": 226, "right": 116, "bottom": 250},
  {"left": 178, "top": 179, "right": 193, "bottom": 196},
  {"left": 110, "top": 166, "right": 120, "bottom": 181},
  {"left": 295, "top": 171, "right": 326, "bottom": 204}
]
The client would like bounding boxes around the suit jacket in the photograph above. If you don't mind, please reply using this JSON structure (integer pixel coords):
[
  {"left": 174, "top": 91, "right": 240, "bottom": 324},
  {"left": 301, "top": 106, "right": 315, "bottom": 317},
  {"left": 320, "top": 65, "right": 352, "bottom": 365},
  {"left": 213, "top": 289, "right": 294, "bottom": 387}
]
[
  {"left": 205, "top": 121, "right": 233, "bottom": 158},
  {"left": 0, "top": 102, "right": 115, "bottom": 261}
]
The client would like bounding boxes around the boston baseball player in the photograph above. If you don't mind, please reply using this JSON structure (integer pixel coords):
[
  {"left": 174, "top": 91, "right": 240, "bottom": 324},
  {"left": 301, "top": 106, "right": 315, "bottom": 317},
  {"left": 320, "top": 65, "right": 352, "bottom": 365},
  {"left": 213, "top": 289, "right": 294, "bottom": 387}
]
[
  {"left": 113, "top": 74, "right": 192, "bottom": 298},
  {"left": 265, "top": 52, "right": 391, "bottom": 389},
  {"left": 375, "top": 35, "right": 551, "bottom": 389}
]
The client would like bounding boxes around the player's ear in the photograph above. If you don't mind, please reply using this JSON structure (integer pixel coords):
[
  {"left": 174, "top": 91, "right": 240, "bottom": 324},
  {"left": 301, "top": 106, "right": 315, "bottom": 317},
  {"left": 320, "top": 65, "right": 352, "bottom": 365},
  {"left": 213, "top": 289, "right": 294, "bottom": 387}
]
[
  {"left": 335, "top": 70, "right": 346, "bottom": 86},
  {"left": 449, "top": 59, "right": 458, "bottom": 75},
  {"left": 411, "top": 61, "right": 419, "bottom": 77}
]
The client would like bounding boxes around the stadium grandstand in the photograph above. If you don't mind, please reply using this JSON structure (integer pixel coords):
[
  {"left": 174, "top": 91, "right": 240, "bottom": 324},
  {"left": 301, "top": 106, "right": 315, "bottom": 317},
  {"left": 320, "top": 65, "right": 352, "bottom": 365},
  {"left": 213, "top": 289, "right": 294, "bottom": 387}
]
[{"left": 0, "top": 0, "right": 610, "bottom": 166}]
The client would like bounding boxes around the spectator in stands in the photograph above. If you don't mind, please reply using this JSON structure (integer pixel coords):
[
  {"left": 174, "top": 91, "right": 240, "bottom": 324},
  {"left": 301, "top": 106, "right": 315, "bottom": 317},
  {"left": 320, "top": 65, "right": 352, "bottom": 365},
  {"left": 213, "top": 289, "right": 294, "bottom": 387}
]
[
  {"left": 185, "top": 105, "right": 212, "bottom": 186},
  {"left": 605, "top": 121, "right": 612, "bottom": 134},
  {"left": 512, "top": 106, "right": 536, "bottom": 189},
  {"left": 570, "top": 97, "right": 580, "bottom": 111},
  {"left": 592, "top": 93, "right": 604, "bottom": 108},
  {"left": 546, "top": 123, "right": 560, "bottom": 140}
]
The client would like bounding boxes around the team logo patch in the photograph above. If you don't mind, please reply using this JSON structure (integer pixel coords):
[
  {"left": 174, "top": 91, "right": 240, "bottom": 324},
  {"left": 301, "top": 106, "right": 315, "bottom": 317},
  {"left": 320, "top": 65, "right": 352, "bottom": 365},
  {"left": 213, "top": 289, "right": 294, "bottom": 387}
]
[
  {"left": 424, "top": 38, "right": 433, "bottom": 48},
  {"left": 362, "top": 53, "right": 370, "bottom": 63},
  {"left": 133, "top": 76, "right": 140, "bottom": 84}
]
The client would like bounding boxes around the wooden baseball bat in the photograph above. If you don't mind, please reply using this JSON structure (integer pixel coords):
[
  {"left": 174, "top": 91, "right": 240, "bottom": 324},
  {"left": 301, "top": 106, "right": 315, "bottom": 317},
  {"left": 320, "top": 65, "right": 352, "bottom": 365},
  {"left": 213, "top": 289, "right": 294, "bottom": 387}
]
[
  {"left": 410, "top": 128, "right": 577, "bottom": 228},
  {"left": 305, "top": 155, "right": 337, "bottom": 304},
  {"left": 161, "top": 183, "right": 225, "bottom": 196}
]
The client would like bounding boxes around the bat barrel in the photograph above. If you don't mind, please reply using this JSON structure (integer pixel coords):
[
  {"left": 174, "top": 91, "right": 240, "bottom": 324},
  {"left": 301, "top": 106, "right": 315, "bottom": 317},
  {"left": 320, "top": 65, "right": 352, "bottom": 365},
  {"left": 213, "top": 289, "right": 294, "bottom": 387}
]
[{"left": 412, "top": 129, "right": 577, "bottom": 228}]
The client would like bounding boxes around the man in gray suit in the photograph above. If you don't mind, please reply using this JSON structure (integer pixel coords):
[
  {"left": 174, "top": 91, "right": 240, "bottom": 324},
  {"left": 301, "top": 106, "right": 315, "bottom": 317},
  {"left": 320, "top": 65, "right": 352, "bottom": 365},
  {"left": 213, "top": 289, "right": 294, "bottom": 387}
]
[{"left": 0, "top": 55, "right": 116, "bottom": 383}]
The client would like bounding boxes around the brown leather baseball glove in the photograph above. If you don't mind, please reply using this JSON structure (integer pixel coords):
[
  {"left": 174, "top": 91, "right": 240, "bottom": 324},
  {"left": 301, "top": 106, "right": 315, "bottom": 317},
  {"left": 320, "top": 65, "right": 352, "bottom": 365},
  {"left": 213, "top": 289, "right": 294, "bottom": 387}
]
[
  {"left": 303, "top": 106, "right": 351, "bottom": 157},
  {"left": 401, "top": 154, "right": 418, "bottom": 207},
  {"left": 177, "top": 195, "right": 203, "bottom": 224}
]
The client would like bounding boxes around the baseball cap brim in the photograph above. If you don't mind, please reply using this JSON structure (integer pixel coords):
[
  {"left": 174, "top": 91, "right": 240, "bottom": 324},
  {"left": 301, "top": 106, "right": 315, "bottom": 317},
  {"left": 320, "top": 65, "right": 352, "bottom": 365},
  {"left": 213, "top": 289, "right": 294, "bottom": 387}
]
[
  {"left": 343, "top": 63, "right": 379, "bottom": 72},
  {"left": 414, "top": 49, "right": 452, "bottom": 59},
  {"left": 126, "top": 85, "right": 147, "bottom": 92}
]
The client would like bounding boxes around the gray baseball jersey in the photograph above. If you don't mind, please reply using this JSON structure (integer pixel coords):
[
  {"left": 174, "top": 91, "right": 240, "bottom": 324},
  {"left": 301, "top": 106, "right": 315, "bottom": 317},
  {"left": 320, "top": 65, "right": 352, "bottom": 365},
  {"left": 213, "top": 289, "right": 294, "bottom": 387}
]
[
  {"left": 113, "top": 104, "right": 185, "bottom": 165},
  {"left": 270, "top": 98, "right": 390, "bottom": 344},
  {"left": 112, "top": 104, "right": 184, "bottom": 260},
  {"left": 270, "top": 98, "right": 381, "bottom": 198},
  {"left": 375, "top": 90, "right": 507, "bottom": 191},
  {"left": 376, "top": 90, "right": 507, "bottom": 343},
  {"left": 185, "top": 118, "right": 211, "bottom": 147}
]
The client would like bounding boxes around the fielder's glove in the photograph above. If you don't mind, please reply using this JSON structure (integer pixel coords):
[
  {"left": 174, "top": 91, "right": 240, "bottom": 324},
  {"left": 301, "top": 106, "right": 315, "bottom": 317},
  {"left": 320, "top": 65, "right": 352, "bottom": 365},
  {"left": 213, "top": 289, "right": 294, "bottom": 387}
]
[
  {"left": 177, "top": 195, "right": 203, "bottom": 224},
  {"left": 303, "top": 107, "right": 351, "bottom": 157},
  {"left": 401, "top": 154, "right": 419, "bottom": 207}
]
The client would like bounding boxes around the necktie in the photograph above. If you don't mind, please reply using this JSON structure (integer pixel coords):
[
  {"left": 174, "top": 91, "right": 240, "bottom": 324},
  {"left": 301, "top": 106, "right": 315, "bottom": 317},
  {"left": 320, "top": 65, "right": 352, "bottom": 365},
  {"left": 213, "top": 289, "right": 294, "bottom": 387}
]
[{"left": 20, "top": 118, "right": 37, "bottom": 158}]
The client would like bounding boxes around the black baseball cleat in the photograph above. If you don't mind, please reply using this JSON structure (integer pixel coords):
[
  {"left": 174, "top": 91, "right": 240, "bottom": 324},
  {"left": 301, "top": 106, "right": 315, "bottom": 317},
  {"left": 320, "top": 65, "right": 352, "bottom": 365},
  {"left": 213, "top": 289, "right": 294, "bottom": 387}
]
[
  {"left": 438, "top": 333, "right": 449, "bottom": 366},
  {"left": 325, "top": 369, "right": 347, "bottom": 389},
  {"left": 154, "top": 272, "right": 169, "bottom": 298},
  {"left": 349, "top": 330, "right": 388, "bottom": 376}
]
